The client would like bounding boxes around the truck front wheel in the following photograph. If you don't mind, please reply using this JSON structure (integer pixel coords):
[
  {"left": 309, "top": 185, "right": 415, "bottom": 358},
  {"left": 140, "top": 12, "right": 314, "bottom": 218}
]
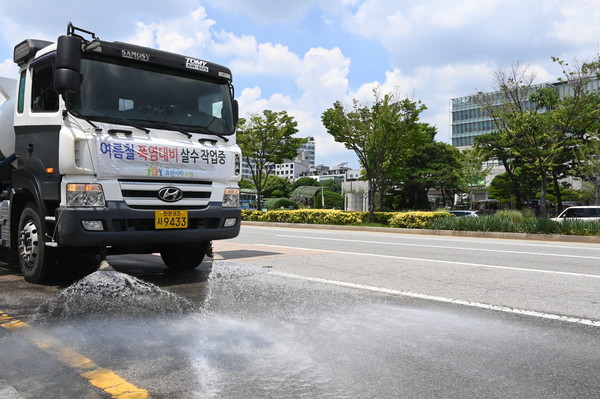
[
  {"left": 18, "top": 203, "right": 56, "bottom": 283},
  {"left": 160, "top": 241, "right": 211, "bottom": 270}
]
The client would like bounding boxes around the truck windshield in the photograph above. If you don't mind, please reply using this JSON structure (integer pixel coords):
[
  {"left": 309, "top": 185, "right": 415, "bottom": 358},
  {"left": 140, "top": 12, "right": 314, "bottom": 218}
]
[{"left": 71, "top": 57, "right": 235, "bottom": 136}]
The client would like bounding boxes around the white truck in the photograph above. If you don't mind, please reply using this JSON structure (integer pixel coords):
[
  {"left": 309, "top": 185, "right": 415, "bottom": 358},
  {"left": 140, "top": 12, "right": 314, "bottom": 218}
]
[{"left": 0, "top": 23, "right": 242, "bottom": 283}]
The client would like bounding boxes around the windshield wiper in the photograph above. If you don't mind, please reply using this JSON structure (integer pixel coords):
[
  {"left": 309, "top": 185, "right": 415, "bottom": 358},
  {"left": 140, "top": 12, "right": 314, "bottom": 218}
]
[
  {"left": 131, "top": 118, "right": 231, "bottom": 142},
  {"left": 64, "top": 108, "right": 100, "bottom": 131},
  {"left": 87, "top": 115, "right": 151, "bottom": 134},
  {"left": 130, "top": 119, "right": 192, "bottom": 139},
  {"left": 199, "top": 130, "right": 229, "bottom": 143},
  {"left": 176, "top": 124, "right": 230, "bottom": 143}
]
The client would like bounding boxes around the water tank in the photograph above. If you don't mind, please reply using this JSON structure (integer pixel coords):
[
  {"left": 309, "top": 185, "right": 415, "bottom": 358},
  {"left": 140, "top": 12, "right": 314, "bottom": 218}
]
[{"left": 0, "top": 95, "right": 16, "bottom": 162}]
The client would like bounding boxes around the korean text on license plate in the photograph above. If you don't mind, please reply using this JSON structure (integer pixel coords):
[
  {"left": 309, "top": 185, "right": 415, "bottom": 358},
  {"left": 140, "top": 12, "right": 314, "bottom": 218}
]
[{"left": 155, "top": 210, "right": 188, "bottom": 229}]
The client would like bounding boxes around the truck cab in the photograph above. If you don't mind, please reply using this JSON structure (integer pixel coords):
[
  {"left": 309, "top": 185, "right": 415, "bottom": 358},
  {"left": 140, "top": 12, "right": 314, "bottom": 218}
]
[{"left": 0, "top": 24, "right": 242, "bottom": 283}]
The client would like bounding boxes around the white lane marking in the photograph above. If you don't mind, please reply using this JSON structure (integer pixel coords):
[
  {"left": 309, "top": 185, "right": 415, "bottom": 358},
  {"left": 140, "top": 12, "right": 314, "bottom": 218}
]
[
  {"left": 276, "top": 234, "right": 600, "bottom": 260},
  {"left": 271, "top": 271, "right": 600, "bottom": 327},
  {"left": 259, "top": 244, "right": 600, "bottom": 279},
  {"left": 242, "top": 225, "right": 600, "bottom": 250}
]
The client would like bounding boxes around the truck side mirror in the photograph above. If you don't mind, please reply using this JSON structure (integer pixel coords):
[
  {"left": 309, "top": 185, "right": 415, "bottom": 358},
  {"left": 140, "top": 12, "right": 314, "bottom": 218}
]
[
  {"left": 232, "top": 99, "right": 239, "bottom": 126},
  {"left": 54, "top": 35, "right": 82, "bottom": 94}
]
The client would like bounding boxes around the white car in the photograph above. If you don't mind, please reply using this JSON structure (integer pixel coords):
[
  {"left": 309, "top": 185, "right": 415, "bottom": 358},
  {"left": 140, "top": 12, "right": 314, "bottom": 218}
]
[
  {"left": 448, "top": 210, "right": 479, "bottom": 217},
  {"left": 551, "top": 206, "right": 600, "bottom": 222}
]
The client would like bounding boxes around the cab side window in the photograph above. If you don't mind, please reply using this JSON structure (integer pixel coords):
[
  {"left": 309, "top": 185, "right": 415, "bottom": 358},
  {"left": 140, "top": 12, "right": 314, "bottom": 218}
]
[
  {"left": 30, "top": 57, "right": 58, "bottom": 112},
  {"left": 17, "top": 70, "right": 26, "bottom": 113}
]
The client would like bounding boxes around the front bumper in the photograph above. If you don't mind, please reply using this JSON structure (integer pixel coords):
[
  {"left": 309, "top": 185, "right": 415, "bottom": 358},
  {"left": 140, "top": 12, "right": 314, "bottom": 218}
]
[{"left": 54, "top": 201, "right": 241, "bottom": 247}]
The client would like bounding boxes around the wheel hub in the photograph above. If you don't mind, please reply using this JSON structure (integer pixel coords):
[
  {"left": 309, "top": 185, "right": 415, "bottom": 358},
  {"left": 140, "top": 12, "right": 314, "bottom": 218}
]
[{"left": 18, "top": 220, "right": 39, "bottom": 270}]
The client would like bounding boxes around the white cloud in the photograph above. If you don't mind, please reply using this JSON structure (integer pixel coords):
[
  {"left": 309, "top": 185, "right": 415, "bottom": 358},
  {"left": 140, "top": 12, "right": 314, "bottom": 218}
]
[
  {"left": 418, "top": 0, "right": 501, "bottom": 28},
  {"left": 549, "top": 0, "right": 600, "bottom": 47},
  {"left": 0, "top": 1, "right": 202, "bottom": 47},
  {"left": 2, "top": 0, "right": 598, "bottom": 169},
  {"left": 347, "top": 63, "right": 500, "bottom": 144},
  {"left": 127, "top": 22, "right": 159, "bottom": 48},
  {"left": 212, "top": 33, "right": 259, "bottom": 59},
  {"left": 0, "top": 59, "right": 17, "bottom": 78},
  {"left": 235, "top": 44, "right": 357, "bottom": 167},
  {"left": 238, "top": 87, "right": 270, "bottom": 117},
  {"left": 126, "top": 9, "right": 306, "bottom": 79},
  {"left": 341, "top": 0, "right": 600, "bottom": 74},
  {"left": 228, "top": 41, "right": 303, "bottom": 77},
  {"left": 346, "top": 2, "right": 412, "bottom": 40},
  {"left": 126, "top": 7, "right": 216, "bottom": 54},
  {"left": 204, "top": 0, "right": 351, "bottom": 23},
  {"left": 297, "top": 47, "right": 351, "bottom": 107}
]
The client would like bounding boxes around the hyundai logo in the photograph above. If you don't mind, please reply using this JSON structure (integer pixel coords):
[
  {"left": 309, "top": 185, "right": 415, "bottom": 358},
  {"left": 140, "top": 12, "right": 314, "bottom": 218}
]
[{"left": 158, "top": 187, "right": 183, "bottom": 202}]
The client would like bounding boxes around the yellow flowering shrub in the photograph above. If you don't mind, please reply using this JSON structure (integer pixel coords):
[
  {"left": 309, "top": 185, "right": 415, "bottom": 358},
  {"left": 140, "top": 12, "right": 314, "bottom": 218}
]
[
  {"left": 241, "top": 209, "right": 363, "bottom": 225},
  {"left": 242, "top": 209, "right": 452, "bottom": 229},
  {"left": 389, "top": 211, "right": 453, "bottom": 228}
]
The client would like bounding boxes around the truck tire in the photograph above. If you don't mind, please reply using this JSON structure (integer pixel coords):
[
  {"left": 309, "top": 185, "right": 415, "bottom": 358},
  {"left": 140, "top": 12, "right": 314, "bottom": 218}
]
[
  {"left": 18, "top": 203, "right": 56, "bottom": 283},
  {"left": 160, "top": 241, "right": 210, "bottom": 270}
]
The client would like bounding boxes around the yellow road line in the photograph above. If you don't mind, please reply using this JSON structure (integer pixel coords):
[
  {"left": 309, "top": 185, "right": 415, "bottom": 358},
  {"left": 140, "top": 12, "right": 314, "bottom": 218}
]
[{"left": 0, "top": 310, "right": 149, "bottom": 399}]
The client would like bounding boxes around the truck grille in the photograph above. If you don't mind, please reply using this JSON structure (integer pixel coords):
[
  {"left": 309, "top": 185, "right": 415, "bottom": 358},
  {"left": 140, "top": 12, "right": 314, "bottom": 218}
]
[
  {"left": 119, "top": 180, "right": 212, "bottom": 208},
  {"left": 110, "top": 217, "right": 221, "bottom": 232}
]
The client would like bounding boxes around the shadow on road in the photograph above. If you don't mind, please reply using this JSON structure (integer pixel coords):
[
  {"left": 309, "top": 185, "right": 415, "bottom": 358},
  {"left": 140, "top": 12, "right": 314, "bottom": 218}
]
[{"left": 214, "top": 249, "right": 282, "bottom": 260}]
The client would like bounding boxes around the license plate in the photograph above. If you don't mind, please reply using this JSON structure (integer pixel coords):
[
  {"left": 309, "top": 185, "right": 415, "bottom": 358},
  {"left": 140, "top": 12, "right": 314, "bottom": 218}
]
[{"left": 155, "top": 210, "right": 188, "bottom": 229}]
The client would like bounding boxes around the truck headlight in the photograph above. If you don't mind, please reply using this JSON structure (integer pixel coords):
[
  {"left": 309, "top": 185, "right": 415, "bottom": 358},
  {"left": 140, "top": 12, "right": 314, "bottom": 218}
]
[
  {"left": 67, "top": 183, "right": 106, "bottom": 207},
  {"left": 223, "top": 187, "right": 240, "bottom": 207}
]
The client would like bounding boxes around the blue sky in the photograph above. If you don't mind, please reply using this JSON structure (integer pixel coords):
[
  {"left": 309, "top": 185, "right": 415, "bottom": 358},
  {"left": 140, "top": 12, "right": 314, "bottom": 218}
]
[{"left": 1, "top": 0, "right": 600, "bottom": 169}]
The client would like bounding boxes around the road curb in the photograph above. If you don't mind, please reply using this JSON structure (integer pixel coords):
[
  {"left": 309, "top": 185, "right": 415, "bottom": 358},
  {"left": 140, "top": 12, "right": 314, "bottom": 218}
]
[{"left": 241, "top": 221, "right": 600, "bottom": 244}]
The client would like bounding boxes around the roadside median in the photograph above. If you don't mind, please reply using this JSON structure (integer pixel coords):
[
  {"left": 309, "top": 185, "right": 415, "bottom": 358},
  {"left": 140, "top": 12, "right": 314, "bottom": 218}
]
[{"left": 241, "top": 221, "right": 600, "bottom": 244}]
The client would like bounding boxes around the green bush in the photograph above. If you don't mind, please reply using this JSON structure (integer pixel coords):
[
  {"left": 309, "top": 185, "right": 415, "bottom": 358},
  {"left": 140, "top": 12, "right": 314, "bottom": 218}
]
[
  {"left": 263, "top": 198, "right": 299, "bottom": 210},
  {"left": 427, "top": 211, "right": 600, "bottom": 236},
  {"left": 350, "top": 212, "right": 397, "bottom": 225},
  {"left": 241, "top": 208, "right": 600, "bottom": 236},
  {"left": 372, "top": 212, "right": 398, "bottom": 225},
  {"left": 389, "top": 211, "right": 453, "bottom": 228},
  {"left": 495, "top": 209, "right": 536, "bottom": 224},
  {"left": 428, "top": 212, "right": 529, "bottom": 232}
]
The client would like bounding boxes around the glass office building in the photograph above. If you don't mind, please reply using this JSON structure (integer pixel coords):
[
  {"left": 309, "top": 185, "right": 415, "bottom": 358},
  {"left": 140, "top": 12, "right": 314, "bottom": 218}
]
[{"left": 450, "top": 78, "right": 600, "bottom": 149}]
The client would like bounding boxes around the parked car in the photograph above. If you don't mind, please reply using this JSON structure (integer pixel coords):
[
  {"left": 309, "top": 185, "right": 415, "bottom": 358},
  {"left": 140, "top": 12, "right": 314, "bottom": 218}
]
[
  {"left": 448, "top": 210, "right": 479, "bottom": 217},
  {"left": 474, "top": 199, "right": 502, "bottom": 215},
  {"left": 551, "top": 206, "right": 600, "bottom": 222},
  {"left": 527, "top": 199, "right": 554, "bottom": 209}
]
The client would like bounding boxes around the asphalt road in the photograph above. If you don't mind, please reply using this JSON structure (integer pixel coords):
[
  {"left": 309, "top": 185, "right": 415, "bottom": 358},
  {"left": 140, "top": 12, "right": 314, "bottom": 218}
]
[
  {"left": 0, "top": 224, "right": 599, "bottom": 398},
  {"left": 220, "top": 224, "right": 600, "bottom": 324}
]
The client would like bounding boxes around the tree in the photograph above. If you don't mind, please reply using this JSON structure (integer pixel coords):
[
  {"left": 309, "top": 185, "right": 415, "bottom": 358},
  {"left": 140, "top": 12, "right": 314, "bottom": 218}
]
[
  {"left": 425, "top": 142, "right": 466, "bottom": 208},
  {"left": 293, "top": 177, "right": 319, "bottom": 189},
  {"left": 574, "top": 138, "right": 600, "bottom": 205},
  {"left": 315, "top": 190, "right": 344, "bottom": 209},
  {"left": 474, "top": 132, "right": 525, "bottom": 207},
  {"left": 238, "top": 178, "right": 255, "bottom": 189},
  {"left": 474, "top": 58, "right": 600, "bottom": 217},
  {"left": 390, "top": 128, "right": 464, "bottom": 210},
  {"left": 543, "top": 56, "right": 600, "bottom": 210},
  {"left": 237, "top": 110, "right": 306, "bottom": 209},
  {"left": 461, "top": 147, "right": 492, "bottom": 206},
  {"left": 488, "top": 173, "right": 515, "bottom": 202},
  {"left": 320, "top": 179, "right": 342, "bottom": 194},
  {"left": 262, "top": 175, "right": 293, "bottom": 198},
  {"left": 322, "top": 90, "right": 427, "bottom": 221}
]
